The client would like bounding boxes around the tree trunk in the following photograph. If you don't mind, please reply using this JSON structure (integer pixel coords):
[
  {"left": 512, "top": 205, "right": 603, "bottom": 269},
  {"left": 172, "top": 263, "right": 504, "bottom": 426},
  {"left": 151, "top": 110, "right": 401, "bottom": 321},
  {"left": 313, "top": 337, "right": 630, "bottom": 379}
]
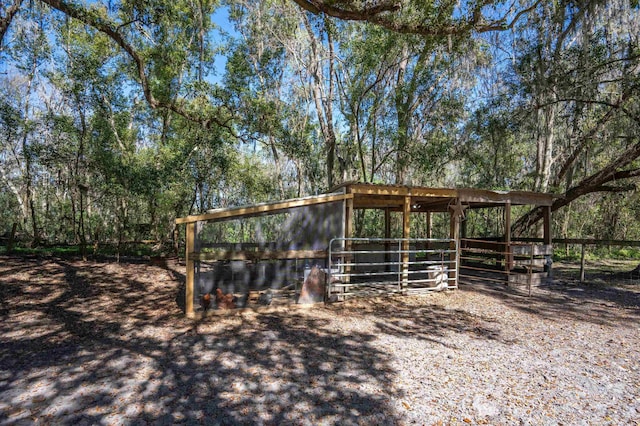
[
  {"left": 0, "top": 167, "right": 28, "bottom": 224},
  {"left": 534, "top": 102, "right": 556, "bottom": 192},
  {"left": 394, "top": 48, "right": 409, "bottom": 185},
  {"left": 302, "top": 13, "right": 337, "bottom": 190},
  {"left": 22, "top": 56, "right": 40, "bottom": 246}
]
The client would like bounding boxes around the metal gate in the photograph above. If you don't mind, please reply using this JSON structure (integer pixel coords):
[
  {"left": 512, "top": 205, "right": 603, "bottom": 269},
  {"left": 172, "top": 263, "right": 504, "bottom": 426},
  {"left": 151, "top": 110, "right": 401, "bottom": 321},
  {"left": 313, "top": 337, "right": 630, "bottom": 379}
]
[{"left": 327, "top": 238, "right": 458, "bottom": 301}]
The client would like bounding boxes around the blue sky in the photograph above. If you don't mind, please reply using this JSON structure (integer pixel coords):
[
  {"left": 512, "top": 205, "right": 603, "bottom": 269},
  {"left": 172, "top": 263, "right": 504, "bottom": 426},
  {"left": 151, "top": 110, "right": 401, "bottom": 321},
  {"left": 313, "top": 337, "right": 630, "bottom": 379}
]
[{"left": 210, "top": 5, "right": 239, "bottom": 81}]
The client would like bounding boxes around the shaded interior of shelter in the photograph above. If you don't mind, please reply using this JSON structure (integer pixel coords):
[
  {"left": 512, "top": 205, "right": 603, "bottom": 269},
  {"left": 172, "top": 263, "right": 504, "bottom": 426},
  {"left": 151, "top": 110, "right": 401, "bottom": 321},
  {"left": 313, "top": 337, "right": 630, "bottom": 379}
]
[
  {"left": 176, "top": 183, "right": 554, "bottom": 315},
  {"left": 194, "top": 200, "right": 344, "bottom": 308}
]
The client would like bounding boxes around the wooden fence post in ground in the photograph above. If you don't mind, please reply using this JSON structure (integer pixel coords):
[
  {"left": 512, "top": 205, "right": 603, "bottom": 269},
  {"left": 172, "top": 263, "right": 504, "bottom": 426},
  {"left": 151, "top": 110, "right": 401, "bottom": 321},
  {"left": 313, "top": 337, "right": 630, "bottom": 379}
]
[
  {"left": 185, "top": 222, "right": 196, "bottom": 317},
  {"left": 580, "top": 244, "right": 586, "bottom": 283}
]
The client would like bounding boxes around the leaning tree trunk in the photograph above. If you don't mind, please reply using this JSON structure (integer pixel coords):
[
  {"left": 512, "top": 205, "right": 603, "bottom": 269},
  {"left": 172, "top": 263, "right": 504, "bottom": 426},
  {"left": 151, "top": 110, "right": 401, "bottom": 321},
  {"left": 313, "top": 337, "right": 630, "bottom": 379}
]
[{"left": 513, "top": 139, "right": 640, "bottom": 236}]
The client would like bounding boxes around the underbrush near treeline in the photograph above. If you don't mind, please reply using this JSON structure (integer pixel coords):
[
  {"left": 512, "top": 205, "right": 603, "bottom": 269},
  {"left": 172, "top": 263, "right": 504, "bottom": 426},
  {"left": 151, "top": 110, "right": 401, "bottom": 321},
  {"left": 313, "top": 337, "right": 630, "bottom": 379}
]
[{"left": 554, "top": 246, "right": 640, "bottom": 262}]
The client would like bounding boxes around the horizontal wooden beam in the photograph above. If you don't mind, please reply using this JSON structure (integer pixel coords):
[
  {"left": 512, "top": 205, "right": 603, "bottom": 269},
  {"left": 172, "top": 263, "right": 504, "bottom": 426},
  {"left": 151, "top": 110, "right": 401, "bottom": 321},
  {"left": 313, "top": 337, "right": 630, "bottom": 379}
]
[
  {"left": 352, "top": 196, "right": 404, "bottom": 209},
  {"left": 460, "top": 238, "right": 508, "bottom": 251},
  {"left": 409, "top": 188, "right": 458, "bottom": 198},
  {"left": 458, "top": 188, "right": 554, "bottom": 206},
  {"left": 348, "top": 184, "right": 457, "bottom": 198},
  {"left": 344, "top": 183, "right": 409, "bottom": 196},
  {"left": 411, "top": 199, "right": 453, "bottom": 212},
  {"left": 192, "top": 249, "right": 327, "bottom": 261},
  {"left": 176, "top": 193, "right": 352, "bottom": 224},
  {"left": 461, "top": 240, "right": 553, "bottom": 257}
]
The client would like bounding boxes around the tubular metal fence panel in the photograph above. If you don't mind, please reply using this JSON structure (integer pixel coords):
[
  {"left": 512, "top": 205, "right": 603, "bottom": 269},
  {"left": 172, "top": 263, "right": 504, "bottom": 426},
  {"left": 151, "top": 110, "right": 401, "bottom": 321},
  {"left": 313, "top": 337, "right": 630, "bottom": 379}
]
[
  {"left": 458, "top": 238, "right": 553, "bottom": 295},
  {"left": 327, "top": 238, "right": 458, "bottom": 301}
]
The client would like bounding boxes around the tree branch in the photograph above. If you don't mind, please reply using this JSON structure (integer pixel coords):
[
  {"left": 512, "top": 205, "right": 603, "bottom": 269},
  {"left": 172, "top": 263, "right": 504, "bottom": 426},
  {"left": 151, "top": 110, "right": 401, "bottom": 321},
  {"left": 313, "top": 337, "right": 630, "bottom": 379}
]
[
  {"left": 550, "top": 97, "right": 640, "bottom": 125},
  {"left": 591, "top": 184, "right": 636, "bottom": 193},
  {"left": 513, "top": 140, "right": 640, "bottom": 236},
  {"left": 38, "top": 0, "right": 238, "bottom": 136},
  {"left": 290, "top": 0, "right": 400, "bottom": 21},
  {"left": 547, "top": 86, "right": 636, "bottom": 188},
  {"left": 0, "top": 0, "right": 23, "bottom": 47},
  {"left": 291, "top": 0, "right": 542, "bottom": 37}
]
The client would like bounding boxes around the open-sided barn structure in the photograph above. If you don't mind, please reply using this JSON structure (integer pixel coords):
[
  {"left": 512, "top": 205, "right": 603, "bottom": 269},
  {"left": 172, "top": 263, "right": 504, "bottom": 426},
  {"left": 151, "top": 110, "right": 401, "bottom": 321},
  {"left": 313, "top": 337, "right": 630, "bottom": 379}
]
[{"left": 175, "top": 183, "right": 554, "bottom": 317}]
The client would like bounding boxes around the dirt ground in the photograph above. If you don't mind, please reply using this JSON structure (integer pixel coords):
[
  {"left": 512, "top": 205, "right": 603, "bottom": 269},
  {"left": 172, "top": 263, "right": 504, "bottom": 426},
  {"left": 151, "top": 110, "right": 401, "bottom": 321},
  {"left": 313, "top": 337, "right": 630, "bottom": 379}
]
[{"left": 1, "top": 255, "right": 639, "bottom": 425}]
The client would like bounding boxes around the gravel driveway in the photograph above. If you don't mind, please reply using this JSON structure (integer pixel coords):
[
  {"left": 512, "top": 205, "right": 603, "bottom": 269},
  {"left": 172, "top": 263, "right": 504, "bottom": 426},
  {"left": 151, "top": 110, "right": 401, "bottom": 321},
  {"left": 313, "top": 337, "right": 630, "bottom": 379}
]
[{"left": 1, "top": 256, "right": 639, "bottom": 425}]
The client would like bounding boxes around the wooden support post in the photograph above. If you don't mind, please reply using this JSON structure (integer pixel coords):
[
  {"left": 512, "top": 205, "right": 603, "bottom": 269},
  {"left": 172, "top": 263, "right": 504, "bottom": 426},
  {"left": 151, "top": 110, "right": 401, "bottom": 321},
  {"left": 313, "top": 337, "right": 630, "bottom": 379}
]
[
  {"left": 580, "top": 244, "right": 586, "bottom": 283},
  {"left": 505, "top": 201, "right": 512, "bottom": 273},
  {"left": 185, "top": 221, "right": 196, "bottom": 317},
  {"left": 543, "top": 206, "right": 552, "bottom": 245},
  {"left": 449, "top": 210, "right": 460, "bottom": 287},
  {"left": 345, "top": 197, "right": 354, "bottom": 239},
  {"left": 344, "top": 197, "right": 354, "bottom": 286},
  {"left": 384, "top": 207, "right": 391, "bottom": 238},
  {"left": 543, "top": 205, "right": 553, "bottom": 277},
  {"left": 461, "top": 214, "right": 467, "bottom": 239},
  {"left": 7, "top": 222, "right": 17, "bottom": 254},
  {"left": 401, "top": 196, "right": 411, "bottom": 291},
  {"left": 424, "top": 211, "right": 432, "bottom": 254},
  {"left": 384, "top": 208, "right": 391, "bottom": 270}
]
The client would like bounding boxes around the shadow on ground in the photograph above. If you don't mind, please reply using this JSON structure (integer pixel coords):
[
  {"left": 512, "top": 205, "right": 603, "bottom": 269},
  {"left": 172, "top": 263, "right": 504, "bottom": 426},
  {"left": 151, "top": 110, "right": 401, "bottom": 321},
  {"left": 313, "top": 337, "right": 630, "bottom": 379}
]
[
  {"left": 7, "top": 256, "right": 635, "bottom": 424},
  {"left": 325, "top": 295, "right": 506, "bottom": 348},
  {"left": 0, "top": 256, "right": 400, "bottom": 424},
  {"left": 459, "top": 263, "right": 640, "bottom": 327}
]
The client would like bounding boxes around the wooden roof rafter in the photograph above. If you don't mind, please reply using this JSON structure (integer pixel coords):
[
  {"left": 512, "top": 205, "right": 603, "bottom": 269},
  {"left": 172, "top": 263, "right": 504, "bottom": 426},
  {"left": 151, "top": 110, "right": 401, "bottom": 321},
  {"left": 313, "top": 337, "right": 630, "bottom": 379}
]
[
  {"left": 456, "top": 188, "right": 554, "bottom": 206},
  {"left": 175, "top": 192, "right": 353, "bottom": 224},
  {"left": 333, "top": 182, "right": 555, "bottom": 209}
]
